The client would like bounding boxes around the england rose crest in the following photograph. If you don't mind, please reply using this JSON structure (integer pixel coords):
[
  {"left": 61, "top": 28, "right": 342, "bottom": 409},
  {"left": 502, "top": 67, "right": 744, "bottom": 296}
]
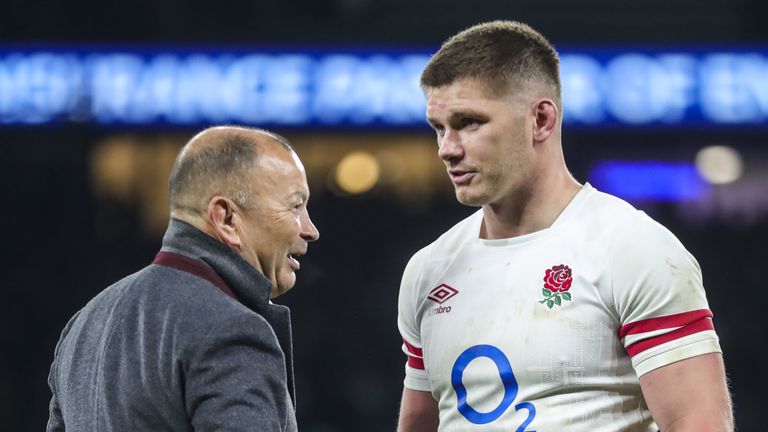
[{"left": 539, "top": 264, "right": 573, "bottom": 309}]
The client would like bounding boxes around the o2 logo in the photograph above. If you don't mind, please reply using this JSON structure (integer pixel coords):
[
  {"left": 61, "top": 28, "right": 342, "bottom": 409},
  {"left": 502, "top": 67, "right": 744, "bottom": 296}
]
[{"left": 451, "top": 345, "right": 536, "bottom": 431}]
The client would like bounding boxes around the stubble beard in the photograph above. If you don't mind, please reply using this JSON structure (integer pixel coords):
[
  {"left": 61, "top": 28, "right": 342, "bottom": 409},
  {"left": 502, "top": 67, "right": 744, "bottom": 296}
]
[
  {"left": 454, "top": 177, "right": 491, "bottom": 207},
  {"left": 455, "top": 157, "right": 521, "bottom": 208}
]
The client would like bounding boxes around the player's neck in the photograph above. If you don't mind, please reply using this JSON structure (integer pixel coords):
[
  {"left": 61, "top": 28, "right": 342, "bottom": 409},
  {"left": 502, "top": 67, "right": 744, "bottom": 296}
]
[{"left": 480, "top": 169, "right": 581, "bottom": 240}]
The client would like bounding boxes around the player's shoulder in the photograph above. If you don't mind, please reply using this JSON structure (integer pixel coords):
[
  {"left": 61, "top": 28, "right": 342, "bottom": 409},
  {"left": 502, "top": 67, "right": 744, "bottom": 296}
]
[
  {"left": 400, "top": 210, "right": 481, "bottom": 304},
  {"left": 574, "top": 184, "right": 638, "bottom": 229},
  {"left": 412, "top": 209, "right": 481, "bottom": 258},
  {"left": 579, "top": 185, "right": 687, "bottom": 254}
]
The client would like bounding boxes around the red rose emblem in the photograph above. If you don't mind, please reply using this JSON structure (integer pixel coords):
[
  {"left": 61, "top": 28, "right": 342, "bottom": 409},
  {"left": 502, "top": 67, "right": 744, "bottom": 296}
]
[
  {"left": 540, "top": 264, "right": 573, "bottom": 309},
  {"left": 543, "top": 265, "right": 572, "bottom": 293}
]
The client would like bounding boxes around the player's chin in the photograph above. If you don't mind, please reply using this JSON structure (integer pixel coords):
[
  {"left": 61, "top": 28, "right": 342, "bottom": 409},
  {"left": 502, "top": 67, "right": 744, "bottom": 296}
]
[{"left": 455, "top": 188, "right": 487, "bottom": 207}]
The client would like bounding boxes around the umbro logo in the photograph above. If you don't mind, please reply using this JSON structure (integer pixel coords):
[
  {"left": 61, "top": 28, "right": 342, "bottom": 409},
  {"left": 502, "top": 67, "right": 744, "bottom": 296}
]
[
  {"left": 428, "top": 284, "right": 459, "bottom": 304},
  {"left": 427, "top": 284, "right": 458, "bottom": 315}
]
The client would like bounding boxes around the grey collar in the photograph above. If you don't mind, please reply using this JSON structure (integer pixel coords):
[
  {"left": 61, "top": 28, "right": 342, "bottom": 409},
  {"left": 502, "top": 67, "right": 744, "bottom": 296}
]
[{"left": 159, "top": 218, "right": 272, "bottom": 308}]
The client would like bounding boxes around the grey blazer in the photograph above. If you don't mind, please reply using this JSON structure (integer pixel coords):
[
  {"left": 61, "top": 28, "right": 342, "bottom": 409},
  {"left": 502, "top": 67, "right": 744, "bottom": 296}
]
[{"left": 47, "top": 219, "right": 298, "bottom": 431}]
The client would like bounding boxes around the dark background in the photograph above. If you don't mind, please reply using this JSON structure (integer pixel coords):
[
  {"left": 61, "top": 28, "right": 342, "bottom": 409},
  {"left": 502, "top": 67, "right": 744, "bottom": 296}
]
[{"left": 3, "top": 1, "right": 767, "bottom": 430}]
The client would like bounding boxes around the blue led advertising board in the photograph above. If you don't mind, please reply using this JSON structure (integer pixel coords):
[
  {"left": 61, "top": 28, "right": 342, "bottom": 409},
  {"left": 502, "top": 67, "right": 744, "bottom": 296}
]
[{"left": 1, "top": 46, "right": 766, "bottom": 128}]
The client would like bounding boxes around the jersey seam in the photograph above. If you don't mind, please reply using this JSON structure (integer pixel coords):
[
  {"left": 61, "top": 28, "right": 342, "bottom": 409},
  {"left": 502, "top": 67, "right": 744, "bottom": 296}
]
[{"left": 602, "top": 210, "right": 646, "bottom": 322}]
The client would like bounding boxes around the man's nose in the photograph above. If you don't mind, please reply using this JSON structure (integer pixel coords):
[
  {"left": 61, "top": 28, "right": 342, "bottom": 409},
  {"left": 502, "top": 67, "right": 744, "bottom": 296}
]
[
  {"left": 300, "top": 211, "right": 320, "bottom": 242},
  {"left": 437, "top": 129, "right": 463, "bottom": 162}
]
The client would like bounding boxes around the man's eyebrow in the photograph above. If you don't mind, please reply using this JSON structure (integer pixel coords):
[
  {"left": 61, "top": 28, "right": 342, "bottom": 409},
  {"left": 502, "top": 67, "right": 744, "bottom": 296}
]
[
  {"left": 448, "top": 109, "right": 488, "bottom": 120},
  {"left": 428, "top": 109, "right": 489, "bottom": 126},
  {"left": 289, "top": 191, "right": 308, "bottom": 202}
]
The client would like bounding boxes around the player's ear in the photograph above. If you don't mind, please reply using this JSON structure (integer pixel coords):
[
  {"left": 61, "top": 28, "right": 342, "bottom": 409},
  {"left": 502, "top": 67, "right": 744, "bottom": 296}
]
[
  {"left": 206, "top": 196, "right": 242, "bottom": 249},
  {"left": 532, "top": 99, "right": 558, "bottom": 143}
]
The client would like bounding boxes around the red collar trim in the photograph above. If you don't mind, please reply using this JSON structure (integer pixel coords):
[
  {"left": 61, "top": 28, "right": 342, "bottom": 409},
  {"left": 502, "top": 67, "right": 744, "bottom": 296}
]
[{"left": 152, "top": 251, "right": 239, "bottom": 302}]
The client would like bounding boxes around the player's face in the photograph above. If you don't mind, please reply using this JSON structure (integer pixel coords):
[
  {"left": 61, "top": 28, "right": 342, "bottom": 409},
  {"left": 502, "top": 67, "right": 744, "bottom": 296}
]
[
  {"left": 236, "top": 148, "right": 319, "bottom": 298},
  {"left": 426, "top": 78, "right": 538, "bottom": 207}
]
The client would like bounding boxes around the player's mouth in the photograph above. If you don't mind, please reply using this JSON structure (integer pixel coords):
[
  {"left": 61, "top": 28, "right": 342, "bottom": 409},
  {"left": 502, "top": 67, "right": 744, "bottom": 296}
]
[{"left": 448, "top": 169, "right": 476, "bottom": 185}]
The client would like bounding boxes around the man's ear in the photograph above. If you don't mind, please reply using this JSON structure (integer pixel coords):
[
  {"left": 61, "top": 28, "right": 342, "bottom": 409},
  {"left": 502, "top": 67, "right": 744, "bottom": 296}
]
[
  {"left": 532, "top": 99, "right": 558, "bottom": 144},
  {"left": 206, "top": 196, "right": 242, "bottom": 249}
]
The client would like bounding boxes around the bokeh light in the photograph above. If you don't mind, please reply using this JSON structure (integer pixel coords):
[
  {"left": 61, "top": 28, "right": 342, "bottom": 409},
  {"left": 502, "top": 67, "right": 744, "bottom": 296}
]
[
  {"left": 334, "top": 151, "right": 380, "bottom": 194},
  {"left": 695, "top": 145, "right": 743, "bottom": 185}
]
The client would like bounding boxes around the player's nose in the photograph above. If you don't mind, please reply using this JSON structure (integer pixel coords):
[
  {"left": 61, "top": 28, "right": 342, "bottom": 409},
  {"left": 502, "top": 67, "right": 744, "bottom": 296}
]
[{"left": 438, "top": 129, "right": 463, "bottom": 161}]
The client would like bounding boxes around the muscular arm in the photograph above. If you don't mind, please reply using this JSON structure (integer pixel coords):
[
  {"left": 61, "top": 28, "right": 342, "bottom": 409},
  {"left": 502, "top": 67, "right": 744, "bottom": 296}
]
[
  {"left": 397, "top": 388, "right": 439, "bottom": 432},
  {"left": 640, "top": 353, "right": 733, "bottom": 432}
]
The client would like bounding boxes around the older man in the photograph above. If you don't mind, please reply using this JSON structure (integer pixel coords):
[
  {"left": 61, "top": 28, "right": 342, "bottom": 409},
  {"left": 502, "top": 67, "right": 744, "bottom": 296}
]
[{"left": 47, "top": 126, "right": 319, "bottom": 431}]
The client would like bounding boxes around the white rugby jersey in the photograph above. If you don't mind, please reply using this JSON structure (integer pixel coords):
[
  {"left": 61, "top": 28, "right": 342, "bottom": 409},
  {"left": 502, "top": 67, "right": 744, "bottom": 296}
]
[{"left": 398, "top": 184, "right": 721, "bottom": 432}]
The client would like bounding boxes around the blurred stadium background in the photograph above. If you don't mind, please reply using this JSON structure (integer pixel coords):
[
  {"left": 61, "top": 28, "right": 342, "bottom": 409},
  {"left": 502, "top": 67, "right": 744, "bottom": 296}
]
[{"left": 2, "top": 0, "right": 766, "bottom": 430}]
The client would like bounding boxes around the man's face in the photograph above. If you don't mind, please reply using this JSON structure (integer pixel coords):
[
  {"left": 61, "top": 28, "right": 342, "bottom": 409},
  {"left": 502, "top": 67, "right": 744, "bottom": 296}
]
[
  {"left": 237, "top": 147, "right": 319, "bottom": 298},
  {"left": 426, "top": 78, "right": 537, "bottom": 207}
]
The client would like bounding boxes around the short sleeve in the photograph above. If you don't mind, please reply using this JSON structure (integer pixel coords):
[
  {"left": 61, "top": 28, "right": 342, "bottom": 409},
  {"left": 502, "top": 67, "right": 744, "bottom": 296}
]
[
  {"left": 608, "top": 213, "right": 722, "bottom": 377},
  {"left": 397, "top": 247, "right": 432, "bottom": 392}
]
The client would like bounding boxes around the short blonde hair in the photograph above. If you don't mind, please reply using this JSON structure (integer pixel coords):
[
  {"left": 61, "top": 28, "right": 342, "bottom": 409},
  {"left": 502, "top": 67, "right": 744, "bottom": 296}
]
[{"left": 421, "top": 20, "right": 561, "bottom": 104}]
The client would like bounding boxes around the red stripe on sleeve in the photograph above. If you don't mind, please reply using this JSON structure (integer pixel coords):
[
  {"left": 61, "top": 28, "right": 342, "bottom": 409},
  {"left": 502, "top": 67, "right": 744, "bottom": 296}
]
[
  {"left": 407, "top": 356, "right": 425, "bottom": 370},
  {"left": 620, "top": 309, "right": 712, "bottom": 338},
  {"left": 402, "top": 338, "right": 425, "bottom": 370},
  {"left": 625, "top": 317, "right": 714, "bottom": 357},
  {"left": 402, "top": 338, "right": 423, "bottom": 356}
]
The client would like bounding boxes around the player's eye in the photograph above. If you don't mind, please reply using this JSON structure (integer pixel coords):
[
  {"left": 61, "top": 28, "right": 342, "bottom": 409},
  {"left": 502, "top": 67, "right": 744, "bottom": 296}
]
[{"left": 460, "top": 117, "right": 481, "bottom": 129}]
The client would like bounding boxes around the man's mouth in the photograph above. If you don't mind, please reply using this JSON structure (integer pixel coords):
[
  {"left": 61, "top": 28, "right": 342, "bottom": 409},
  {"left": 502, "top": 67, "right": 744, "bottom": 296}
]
[
  {"left": 287, "top": 252, "right": 303, "bottom": 270},
  {"left": 448, "top": 170, "right": 476, "bottom": 185}
]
